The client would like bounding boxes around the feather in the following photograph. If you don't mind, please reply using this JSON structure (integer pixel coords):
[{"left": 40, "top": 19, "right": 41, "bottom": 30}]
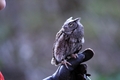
[{"left": 51, "top": 17, "right": 84, "bottom": 66}]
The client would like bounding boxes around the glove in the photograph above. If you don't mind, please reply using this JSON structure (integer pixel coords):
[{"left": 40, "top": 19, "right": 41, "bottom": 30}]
[{"left": 43, "top": 48, "right": 94, "bottom": 80}]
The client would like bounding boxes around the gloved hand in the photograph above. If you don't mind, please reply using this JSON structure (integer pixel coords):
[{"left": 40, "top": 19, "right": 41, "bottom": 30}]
[{"left": 43, "top": 48, "right": 94, "bottom": 80}]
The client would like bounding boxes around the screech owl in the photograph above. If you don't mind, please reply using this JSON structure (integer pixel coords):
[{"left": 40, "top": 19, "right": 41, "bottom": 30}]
[{"left": 51, "top": 17, "right": 84, "bottom": 68}]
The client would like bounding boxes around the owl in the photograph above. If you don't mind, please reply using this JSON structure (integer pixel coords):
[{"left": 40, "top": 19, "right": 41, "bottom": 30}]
[{"left": 51, "top": 17, "right": 84, "bottom": 68}]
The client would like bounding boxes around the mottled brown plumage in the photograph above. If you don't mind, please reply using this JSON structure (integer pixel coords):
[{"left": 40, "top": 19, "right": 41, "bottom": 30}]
[{"left": 51, "top": 17, "right": 84, "bottom": 66}]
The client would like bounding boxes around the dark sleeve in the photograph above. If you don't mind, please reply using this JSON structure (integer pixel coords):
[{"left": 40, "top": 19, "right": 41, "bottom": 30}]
[{"left": 43, "top": 53, "right": 85, "bottom": 80}]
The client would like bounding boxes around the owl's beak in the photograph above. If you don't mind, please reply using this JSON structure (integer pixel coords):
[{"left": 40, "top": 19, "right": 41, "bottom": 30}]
[{"left": 63, "top": 25, "right": 68, "bottom": 30}]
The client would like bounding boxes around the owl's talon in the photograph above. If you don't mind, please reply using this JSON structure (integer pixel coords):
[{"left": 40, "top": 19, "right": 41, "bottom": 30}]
[
  {"left": 71, "top": 53, "right": 78, "bottom": 59},
  {"left": 61, "top": 59, "right": 71, "bottom": 69}
]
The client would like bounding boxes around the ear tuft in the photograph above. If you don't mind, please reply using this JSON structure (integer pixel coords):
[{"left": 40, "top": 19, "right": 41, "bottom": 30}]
[
  {"left": 66, "top": 17, "right": 73, "bottom": 21},
  {"left": 63, "top": 17, "right": 73, "bottom": 25},
  {"left": 74, "top": 17, "right": 81, "bottom": 22}
]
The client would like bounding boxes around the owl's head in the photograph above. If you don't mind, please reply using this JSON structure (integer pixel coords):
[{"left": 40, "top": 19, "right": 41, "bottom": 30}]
[{"left": 62, "top": 17, "right": 83, "bottom": 33}]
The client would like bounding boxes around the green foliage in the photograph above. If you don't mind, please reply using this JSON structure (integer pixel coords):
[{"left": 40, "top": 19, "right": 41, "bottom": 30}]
[{"left": 97, "top": 72, "right": 120, "bottom": 80}]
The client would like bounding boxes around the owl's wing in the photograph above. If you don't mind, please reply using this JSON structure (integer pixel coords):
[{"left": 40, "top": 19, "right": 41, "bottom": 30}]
[
  {"left": 51, "top": 28, "right": 65, "bottom": 65},
  {"left": 55, "top": 28, "right": 64, "bottom": 40}
]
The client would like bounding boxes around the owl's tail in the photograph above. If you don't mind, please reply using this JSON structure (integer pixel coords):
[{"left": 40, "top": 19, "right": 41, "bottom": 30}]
[
  {"left": 51, "top": 58, "right": 59, "bottom": 66},
  {"left": 51, "top": 58, "right": 55, "bottom": 65}
]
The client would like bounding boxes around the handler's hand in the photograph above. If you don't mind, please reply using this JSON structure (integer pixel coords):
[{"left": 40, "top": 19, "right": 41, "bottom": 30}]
[{"left": 43, "top": 48, "right": 94, "bottom": 80}]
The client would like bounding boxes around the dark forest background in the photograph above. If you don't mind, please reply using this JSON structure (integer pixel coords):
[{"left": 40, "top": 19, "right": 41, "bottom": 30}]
[{"left": 0, "top": 0, "right": 120, "bottom": 80}]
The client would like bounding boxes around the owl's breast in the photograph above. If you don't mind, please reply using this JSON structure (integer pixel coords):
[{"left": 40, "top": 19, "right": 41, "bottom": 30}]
[{"left": 62, "top": 30, "right": 72, "bottom": 35}]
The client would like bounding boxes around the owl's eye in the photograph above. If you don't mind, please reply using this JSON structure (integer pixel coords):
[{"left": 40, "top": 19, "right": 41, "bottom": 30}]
[{"left": 69, "top": 23, "right": 73, "bottom": 27}]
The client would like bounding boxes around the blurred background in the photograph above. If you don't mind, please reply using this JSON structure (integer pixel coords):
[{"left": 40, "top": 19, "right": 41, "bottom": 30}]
[{"left": 0, "top": 0, "right": 120, "bottom": 80}]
